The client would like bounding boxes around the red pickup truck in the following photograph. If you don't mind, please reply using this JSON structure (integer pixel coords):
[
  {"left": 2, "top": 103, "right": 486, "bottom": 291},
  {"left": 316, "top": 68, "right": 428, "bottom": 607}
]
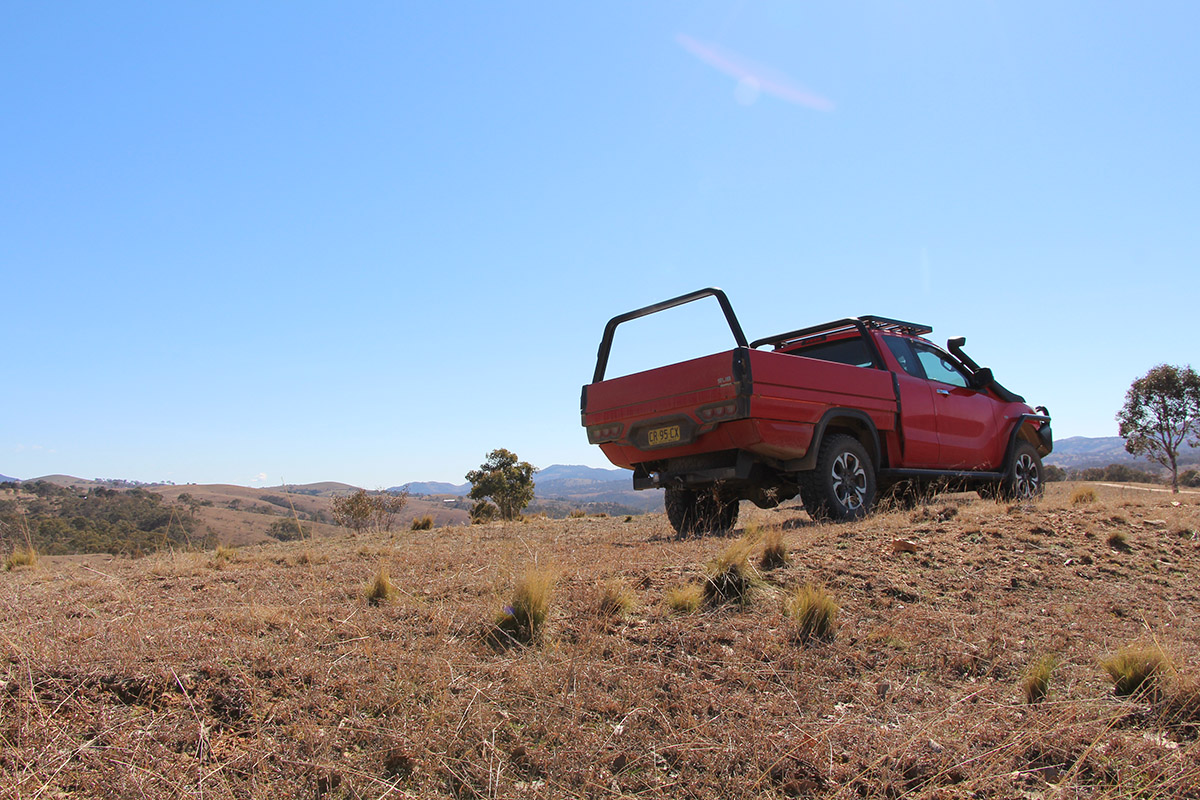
[{"left": 581, "top": 288, "right": 1052, "bottom": 535}]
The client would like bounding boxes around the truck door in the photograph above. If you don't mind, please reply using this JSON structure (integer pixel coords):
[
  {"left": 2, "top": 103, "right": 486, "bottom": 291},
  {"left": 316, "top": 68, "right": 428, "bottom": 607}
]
[
  {"left": 880, "top": 336, "right": 941, "bottom": 468},
  {"left": 910, "top": 341, "right": 1004, "bottom": 470}
]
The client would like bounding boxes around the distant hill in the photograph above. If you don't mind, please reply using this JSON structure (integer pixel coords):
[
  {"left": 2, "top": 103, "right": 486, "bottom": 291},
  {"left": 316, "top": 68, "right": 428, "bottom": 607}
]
[
  {"left": 26, "top": 474, "right": 100, "bottom": 488},
  {"left": 396, "top": 480, "right": 471, "bottom": 496},
  {"left": 1045, "top": 436, "right": 1199, "bottom": 470},
  {"left": 0, "top": 473, "right": 18, "bottom": 483},
  {"left": 265, "top": 481, "right": 361, "bottom": 497},
  {"left": 534, "top": 464, "right": 663, "bottom": 513},
  {"left": 394, "top": 464, "right": 663, "bottom": 514}
]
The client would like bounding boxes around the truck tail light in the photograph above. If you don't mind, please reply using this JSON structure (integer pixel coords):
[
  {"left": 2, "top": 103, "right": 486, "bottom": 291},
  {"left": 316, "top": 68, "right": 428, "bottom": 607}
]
[
  {"left": 587, "top": 423, "right": 624, "bottom": 444},
  {"left": 698, "top": 401, "right": 739, "bottom": 422}
]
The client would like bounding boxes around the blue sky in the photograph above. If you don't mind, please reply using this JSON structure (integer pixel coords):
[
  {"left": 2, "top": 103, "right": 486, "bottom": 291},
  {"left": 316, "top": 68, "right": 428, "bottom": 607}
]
[{"left": 4, "top": 3, "right": 1197, "bottom": 487}]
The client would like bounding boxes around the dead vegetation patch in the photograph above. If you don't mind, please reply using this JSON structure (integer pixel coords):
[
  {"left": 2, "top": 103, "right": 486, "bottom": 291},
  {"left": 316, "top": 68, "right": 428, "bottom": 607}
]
[{"left": 2, "top": 483, "right": 1199, "bottom": 798}]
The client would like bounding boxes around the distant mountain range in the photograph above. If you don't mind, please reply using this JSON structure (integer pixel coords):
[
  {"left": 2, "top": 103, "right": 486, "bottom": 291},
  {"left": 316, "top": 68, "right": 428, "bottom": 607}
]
[
  {"left": 9, "top": 435, "right": 1196, "bottom": 504},
  {"left": 1044, "top": 436, "right": 1199, "bottom": 470},
  {"left": 394, "top": 464, "right": 662, "bottom": 513}
]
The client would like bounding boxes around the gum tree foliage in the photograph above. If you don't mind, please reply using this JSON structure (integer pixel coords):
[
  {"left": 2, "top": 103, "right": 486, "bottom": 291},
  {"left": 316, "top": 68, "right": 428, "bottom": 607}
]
[
  {"left": 331, "top": 488, "right": 408, "bottom": 533},
  {"left": 1116, "top": 364, "right": 1200, "bottom": 493},
  {"left": 466, "top": 449, "right": 537, "bottom": 521},
  {"left": 0, "top": 482, "right": 206, "bottom": 556}
]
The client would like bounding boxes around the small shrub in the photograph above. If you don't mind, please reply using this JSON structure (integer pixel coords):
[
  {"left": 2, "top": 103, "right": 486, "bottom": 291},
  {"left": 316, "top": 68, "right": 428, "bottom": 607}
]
[
  {"left": 623, "top": 515, "right": 633, "bottom": 523},
  {"left": 1070, "top": 486, "right": 1097, "bottom": 505},
  {"left": 785, "top": 584, "right": 838, "bottom": 642},
  {"left": 1021, "top": 654, "right": 1059, "bottom": 703},
  {"left": 665, "top": 582, "right": 704, "bottom": 613},
  {"left": 759, "top": 527, "right": 788, "bottom": 570},
  {"left": 470, "top": 500, "right": 498, "bottom": 524},
  {"left": 704, "top": 538, "right": 756, "bottom": 605},
  {"left": 568, "top": 509, "right": 587, "bottom": 519},
  {"left": 1107, "top": 531, "right": 1131, "bottom": 551},
  {"left": 597, "top": 579, "right": 635, "bottom": 618},
  {"left": 1102, "top": 644, "right": 1171, "bottom": 697},
  {"left": 267, "top": 517, "right": 308, "bottom": 541},
  {"left": 364, "top": 565, "right": 398, "bottom": 605},
  {"left": 410, "top": 515, "right": 434, "bottom": 531},
  {"left": 5, "top": 547, "right": 38, "bottom": 571},
  {"left": 495, "top": 568, "right": 555, "bottom": 644},
  {"left": 214, "top": 544, "right": 237, "bottom": 562}
]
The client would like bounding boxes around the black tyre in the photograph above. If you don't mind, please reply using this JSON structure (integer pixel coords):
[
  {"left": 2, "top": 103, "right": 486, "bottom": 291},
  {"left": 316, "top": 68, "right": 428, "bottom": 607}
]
[
  {"left": 664, "top": 487, "right": 740, "bottom": 537},
  {"left": 802, "top": 434, "right": 876, "bottom": 522},
  {"left": 999, "top": 440, "right": 1044, "bottom": 500}
]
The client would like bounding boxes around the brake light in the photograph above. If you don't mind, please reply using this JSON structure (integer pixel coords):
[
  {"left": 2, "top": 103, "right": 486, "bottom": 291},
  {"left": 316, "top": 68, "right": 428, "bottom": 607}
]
[
  {"left": 587, "top": 423, "right": 624, "bottom": 443},
  {"left": 698, "top": 402, "right": 738, "bottom": 422}
]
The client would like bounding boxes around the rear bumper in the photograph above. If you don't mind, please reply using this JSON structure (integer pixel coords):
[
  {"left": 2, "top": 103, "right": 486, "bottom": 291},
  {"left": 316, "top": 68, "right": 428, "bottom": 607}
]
[{"left": 598, "top": 418, "right": 816, "bottom": 473}]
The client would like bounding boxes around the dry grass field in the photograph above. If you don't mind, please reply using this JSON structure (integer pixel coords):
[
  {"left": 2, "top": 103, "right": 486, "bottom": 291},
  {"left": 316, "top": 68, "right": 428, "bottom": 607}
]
[
  {"left": 148, "top": 484, "right": 470, "bottom": 546},
  {"left": 3, "top": 483, "right": 1199, "bottom": 799}
]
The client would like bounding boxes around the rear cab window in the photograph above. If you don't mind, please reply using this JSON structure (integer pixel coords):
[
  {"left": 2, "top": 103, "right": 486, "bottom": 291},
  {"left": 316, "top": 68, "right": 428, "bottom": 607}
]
[{"left": 782, "top": 335, "right": 876, "bottom": 368}]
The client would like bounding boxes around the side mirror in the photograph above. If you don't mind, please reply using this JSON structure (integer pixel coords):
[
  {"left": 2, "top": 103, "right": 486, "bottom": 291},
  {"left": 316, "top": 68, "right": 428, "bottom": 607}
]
[{"left": 970, "top": 366, "right": 994, "bottom": 390}]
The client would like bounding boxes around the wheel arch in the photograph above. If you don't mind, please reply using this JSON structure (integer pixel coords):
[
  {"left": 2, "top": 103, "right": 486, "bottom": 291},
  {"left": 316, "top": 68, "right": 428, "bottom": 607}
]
[
  {"left": 1002, "top": 415, "right": 1051, "bottom": 476},
  {"left": 794, "top": 409, "right": 883, "bottom": 472}
]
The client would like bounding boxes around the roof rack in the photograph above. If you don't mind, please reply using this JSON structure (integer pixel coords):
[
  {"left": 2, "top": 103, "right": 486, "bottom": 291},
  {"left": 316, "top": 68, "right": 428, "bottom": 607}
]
[
  {"left": 858, "top": 315, "right": 932, "bottom": 336},
  {"left": 750, "top": 315, "right": 932, "bottom": 351}
]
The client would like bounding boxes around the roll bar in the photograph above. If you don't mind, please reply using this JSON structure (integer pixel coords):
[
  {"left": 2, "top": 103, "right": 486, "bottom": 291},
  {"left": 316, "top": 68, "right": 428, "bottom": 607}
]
[{"left": 591, "top": 288, "right": 749, "bottom": 384}]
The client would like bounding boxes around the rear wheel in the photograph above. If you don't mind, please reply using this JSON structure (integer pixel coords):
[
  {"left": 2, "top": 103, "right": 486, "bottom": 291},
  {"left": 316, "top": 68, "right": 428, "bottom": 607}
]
[
  {"left": 1000, "top": 441, "right": 1044, "bottom": 500},
  {"left": 665, "top": 487, "right": 739, "bottom": 537},
  {"left": 802, "top": 434, "right": 876, "bottom": 522}
]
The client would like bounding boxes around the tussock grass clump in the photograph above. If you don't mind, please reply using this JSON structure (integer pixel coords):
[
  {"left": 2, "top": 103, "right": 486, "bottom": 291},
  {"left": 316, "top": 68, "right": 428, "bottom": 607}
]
[
  {"left": 410, "top": 515, "right": 434, "bottom": 531},
  {"left": 759, "top": 527, "right": 788, "bottom": 570},
  {"left": 597, "top": 579, "right": 635, "bottom": 618},
  {"left": 665, "top": 582, "right": 704, "bottom": 613},
  {"left": 291, "top": 549, "right": 328, "bottom": 566},
  {"left": 214, "top": 544, "right": 237, "bottom": 562},
  {"left": 1159, "top": 676, "right": 1200, "bottom": 727},
  {"left": 785, "top": 584, "right": 838, "bottom": 642},
  {"left": 1107, "top": 531, "right": 1131, "bottom": 551},
  {"left": 1102, "top": 644, "right": 1171, "bottom": 697},
  {"left": 1070, "top": 486, "right": 1097, "bottom": 505},
  {"left": 364, "top": 565, "right": 398, "bottom": 605},
  {"left": 5, "top": 547, "right": 38, "bottom": 571},
  {"left": 495, "top": 568, "right": 555, "bottom": 644},
  {"left": 568, "top": 509, "right": 587, "bottom": 519},
  {"left": 1021, "top": 654, "right": 1059, "bottom": 703},
  {"left": 704, "top": 538, "right": 756, "bottom": 605}
]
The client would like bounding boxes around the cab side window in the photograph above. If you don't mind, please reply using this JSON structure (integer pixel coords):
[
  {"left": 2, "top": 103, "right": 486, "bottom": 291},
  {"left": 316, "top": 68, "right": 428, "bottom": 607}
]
[
  {"left": 883, "top": 336, "right": 923, "bottom": 379},
  {"left": 912, "top": 342, "right": 970, "bottom": 388}
]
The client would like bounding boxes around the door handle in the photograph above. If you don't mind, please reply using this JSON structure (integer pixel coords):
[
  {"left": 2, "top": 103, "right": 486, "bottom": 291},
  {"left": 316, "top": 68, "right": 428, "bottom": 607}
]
[{"left": 936, "top": 389, "right": 950, "bottom": 396}]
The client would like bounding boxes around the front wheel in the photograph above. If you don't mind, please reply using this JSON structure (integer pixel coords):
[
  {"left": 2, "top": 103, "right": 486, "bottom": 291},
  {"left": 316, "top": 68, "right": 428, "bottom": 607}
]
[
  {"left": 999, "top": 441, "right": 1044, "bottom": 500},
  {"left": 802, "top": 434, "right": 876, "bottom": 522}
]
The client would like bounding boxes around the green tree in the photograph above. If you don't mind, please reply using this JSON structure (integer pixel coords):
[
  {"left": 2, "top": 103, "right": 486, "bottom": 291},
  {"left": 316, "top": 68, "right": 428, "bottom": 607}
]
[
  {"left": 465, "top": 449, "right": 537, "bottom": 521},
  {"left": 267, "top": 517, "right": 308, "bottom": 541},
  {"left": 1116, "top": 364, "right": 1200, "bottom": 493}
]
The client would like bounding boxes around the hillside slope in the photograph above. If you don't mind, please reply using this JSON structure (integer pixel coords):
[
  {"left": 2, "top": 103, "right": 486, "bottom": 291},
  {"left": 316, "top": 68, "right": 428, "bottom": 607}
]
[{"left": 4, "top": 484, "right": 1197, "bottom": 798}]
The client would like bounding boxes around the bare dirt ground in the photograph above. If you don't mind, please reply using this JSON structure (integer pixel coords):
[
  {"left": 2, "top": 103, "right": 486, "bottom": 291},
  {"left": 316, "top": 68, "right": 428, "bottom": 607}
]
[{"left": 3, "top": 483, "right": 1199, "bottom": 799}]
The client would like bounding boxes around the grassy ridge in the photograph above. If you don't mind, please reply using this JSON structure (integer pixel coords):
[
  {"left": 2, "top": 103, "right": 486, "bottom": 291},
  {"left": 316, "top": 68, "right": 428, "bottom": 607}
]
[{"left": 2, "top": 483, "right": 1198, "bottom": 798}]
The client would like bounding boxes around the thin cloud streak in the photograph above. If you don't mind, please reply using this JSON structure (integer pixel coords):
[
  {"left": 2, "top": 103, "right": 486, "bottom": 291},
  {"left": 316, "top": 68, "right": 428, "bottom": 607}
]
[{"left": 676, "top": 33, "right": 834, "bottom": 111}]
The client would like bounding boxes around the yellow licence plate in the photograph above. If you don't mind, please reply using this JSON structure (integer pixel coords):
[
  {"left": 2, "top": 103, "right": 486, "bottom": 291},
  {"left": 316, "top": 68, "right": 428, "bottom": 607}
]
[{"left": 648, "top": 425, "right": 681, "bottom": 446}]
